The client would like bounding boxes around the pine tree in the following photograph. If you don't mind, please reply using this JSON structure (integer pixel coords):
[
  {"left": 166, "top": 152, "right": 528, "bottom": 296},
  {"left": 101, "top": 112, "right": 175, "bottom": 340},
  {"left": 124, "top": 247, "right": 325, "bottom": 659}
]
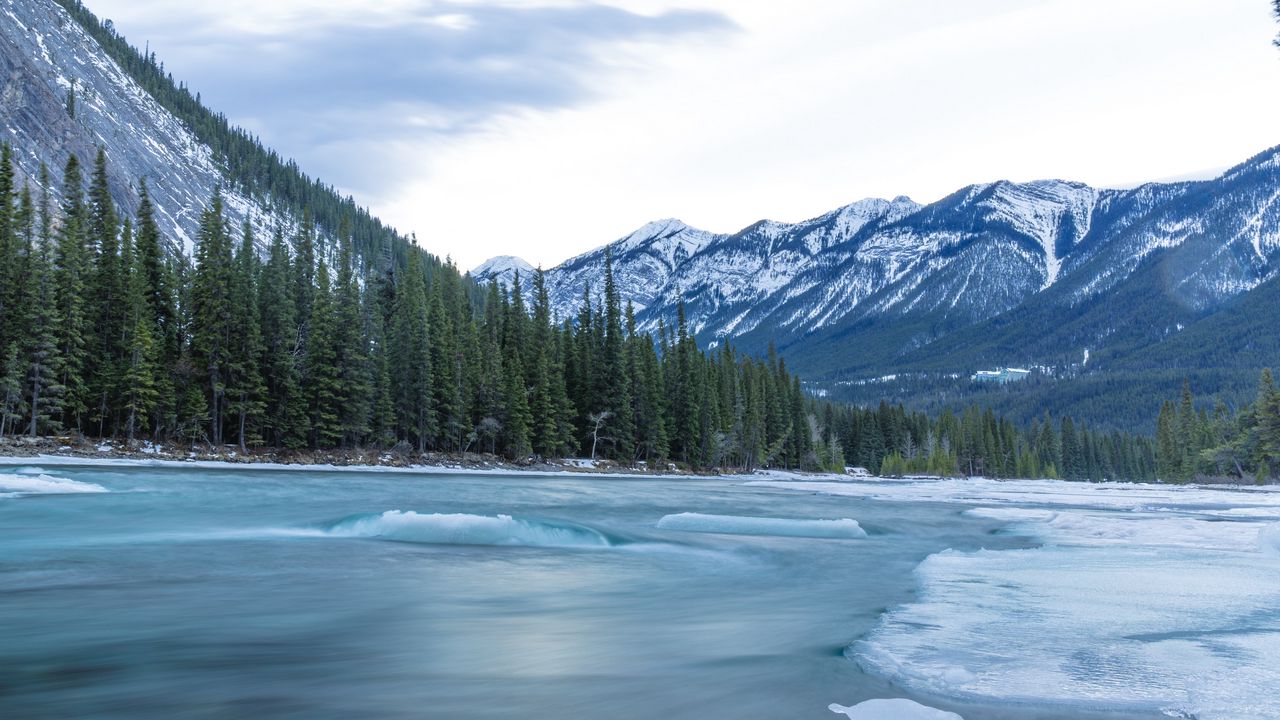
[
  {"left": 0, "top": 144, "right": 16, "bottom": 354},
  {"left": 306, "top": 258, "right": 343, "bottom": 448},
  {"left": 0, "top": 343, "right": 24, "bottom": 438},
  {"left": 600, "top": 251, "right": 635, "bottom": 461},
  {"left": 502, "top": 353, "right": 533, "bottom": 460},
  {"left": 133, "top": 179, "right": 177, "bottom": 435},
  {"left": 291, "top": 209, "right": 317, "bottom": 343},
  {"left": 1176, "top": 379, "right": 1198, "bottom": 481},
  {"left": 119, "top": 223, "right": 159, "bottom": 443},
  {"left": 1060, "top": 416, "right": 1083, "bottom": 481},
  {"left": 24, "top": 172, "right": 66, "bottom": 436},
  {"left": 428, "top": 277, "right": 463, "bottom": 450},
  {"left": 226, "top": 221, "right": 266, "bottom": 451},
  {"left": 389, "top": 252, "right": 433, "bottom": 452},
  {"left": 628, "top": 304, "right": 668, "bottom": 463},
  {"left": 1254, "top": 368, "right": 1280, "bottom": 481},
  {"left": 189, "top": 189, "right": 236, "bottom": 445},
  {"left": 258, "top": 228, "right": 307, "bottom": 448},
  {"left": 1156, "top": 400, "right": 1179, "bottom": 481},
  {"left": 363, "top": 272, "right": 396, "bottom": 447},
  {"left": 53, "top": 155, "right": 90, "bottom": 431},
  {"left": 334, "top": 233, "right": 372, "bottom": 447}
]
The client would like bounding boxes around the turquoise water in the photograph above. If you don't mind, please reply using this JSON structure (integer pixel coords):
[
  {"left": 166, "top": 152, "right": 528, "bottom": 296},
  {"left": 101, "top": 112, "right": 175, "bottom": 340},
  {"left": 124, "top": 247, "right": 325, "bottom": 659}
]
[{"left": 0, "top": 463, "right": 1152, "bottom": 719}]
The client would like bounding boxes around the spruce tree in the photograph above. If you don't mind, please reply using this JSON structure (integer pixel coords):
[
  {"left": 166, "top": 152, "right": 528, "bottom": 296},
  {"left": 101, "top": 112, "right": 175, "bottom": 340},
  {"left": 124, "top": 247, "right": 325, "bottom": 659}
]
[
  {"left": 133, "top": 179, "right": 177, "bottom": 434},
  {"left": 24, "top": 172, "right": 66, "bottom": 436},
  {"left": 88, "top": 148, "right": 125, "bottom": 435},
  {"left": 600, "top": 252, "right": 635, "bottom": 461},
  {"left": 389, "top": 252, "right": 434, "bottom": 452},
  {"left": 189, "top": 189, "right": 235, "bottom": 445},
  {"left": 226, "top": 221, "right": 266, "bottom": 451},
  {"left": 306, "top": 259, "right": 344, "bottom": 448},
  {"left": 0, "top": 343, "right": 24, "bottom": 438},
  {"left": 258, "top": 228, "right": 307, "bottom": 448},
  {"left": 428, "top": 278, "right": 463, "bottom": 450},
  {"left": 120, "top": 222, "right": 160, "bottom": 442},
  {"left": 334, "top": 233, "right": 372, "bottom": 447},
  {"left": 1254, "top": 368, "right": 1280, "bottom": 481},
  {"left": 53, "top": 155, "right": 90, "bottom": 431},
  {"left": 0, "top": 144, "right": 16, "bottom": 353},
  {"left": 363, "top": 275, "right": 396, "bottom": 448}
]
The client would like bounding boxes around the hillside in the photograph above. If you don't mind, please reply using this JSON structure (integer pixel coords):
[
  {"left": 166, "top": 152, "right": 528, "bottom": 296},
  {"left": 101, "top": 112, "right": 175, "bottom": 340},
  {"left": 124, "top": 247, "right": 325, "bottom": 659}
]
[{"left": 0, "top": 0, "right": 439, "bottom": 272}]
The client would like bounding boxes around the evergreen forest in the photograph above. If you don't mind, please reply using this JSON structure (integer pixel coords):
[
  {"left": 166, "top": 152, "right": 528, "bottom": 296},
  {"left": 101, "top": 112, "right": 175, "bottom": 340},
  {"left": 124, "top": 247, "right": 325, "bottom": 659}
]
[{"left": 0, "top": 144, "right": 1274, "bottom": 483}]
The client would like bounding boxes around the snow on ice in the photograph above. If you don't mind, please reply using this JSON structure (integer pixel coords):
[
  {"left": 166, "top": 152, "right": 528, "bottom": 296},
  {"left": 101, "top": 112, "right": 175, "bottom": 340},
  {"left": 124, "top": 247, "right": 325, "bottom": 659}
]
[{"left": 759, "top": 475, "right": 1280, "bottom": 719}]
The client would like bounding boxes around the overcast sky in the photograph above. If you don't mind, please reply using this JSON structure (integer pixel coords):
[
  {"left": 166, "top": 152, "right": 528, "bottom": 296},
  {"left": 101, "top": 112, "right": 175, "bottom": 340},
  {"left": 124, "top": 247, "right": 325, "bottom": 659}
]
[{"left": 87, "top": 0, "right": 1280, "bottom": 270}]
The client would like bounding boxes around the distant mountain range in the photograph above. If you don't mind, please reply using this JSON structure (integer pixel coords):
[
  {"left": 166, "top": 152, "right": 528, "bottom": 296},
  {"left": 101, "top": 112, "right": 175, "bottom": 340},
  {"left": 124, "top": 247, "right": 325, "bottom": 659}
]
[{"left": 475, "top": 146, "right": 1280, "bottom": 428}]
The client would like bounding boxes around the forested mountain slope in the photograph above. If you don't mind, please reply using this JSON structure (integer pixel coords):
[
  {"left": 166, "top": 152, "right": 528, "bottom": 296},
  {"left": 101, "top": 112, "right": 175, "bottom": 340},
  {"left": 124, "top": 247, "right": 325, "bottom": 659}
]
[{"left": 1, "top": 0, "right": 434, "bottom": 271}]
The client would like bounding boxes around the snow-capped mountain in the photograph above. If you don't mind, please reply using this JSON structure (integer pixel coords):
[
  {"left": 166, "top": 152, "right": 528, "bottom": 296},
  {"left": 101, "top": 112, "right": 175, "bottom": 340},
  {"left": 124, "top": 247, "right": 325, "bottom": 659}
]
[
  {"left": 471, "top": 255, "right": 536, "bottom": 289},
  {"left": 0, "top": 0, "right": 282, "bottom": 252},
  {"left": 0, "top": 0, "right": 423, "bottom": 268},
  {"left": 476, "top": 145, "right": 1280, "bottom": 385}
]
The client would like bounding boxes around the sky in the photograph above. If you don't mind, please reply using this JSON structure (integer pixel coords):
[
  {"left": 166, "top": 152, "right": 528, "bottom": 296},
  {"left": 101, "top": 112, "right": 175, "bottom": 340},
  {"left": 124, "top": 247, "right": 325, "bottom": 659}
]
[{"left": 86, "top": 0, "right": 1280, "bottom": 270}]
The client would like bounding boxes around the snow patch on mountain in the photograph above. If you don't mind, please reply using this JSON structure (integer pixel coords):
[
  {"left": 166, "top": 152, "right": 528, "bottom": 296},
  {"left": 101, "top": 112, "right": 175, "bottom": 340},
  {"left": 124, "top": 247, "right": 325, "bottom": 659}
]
[
  {"left": 465, "top": 143, "right": 1280, "bottom": 380},
  {"left": 471, "top": 255, "right": 536, "bottom": 288},
  {"left": 1, "top": 0, "right": 307, "bottom": 254}
]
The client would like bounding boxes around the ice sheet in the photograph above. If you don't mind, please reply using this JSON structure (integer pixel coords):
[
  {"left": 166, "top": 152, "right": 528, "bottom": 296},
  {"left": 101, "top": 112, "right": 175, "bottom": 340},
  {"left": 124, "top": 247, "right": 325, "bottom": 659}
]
[
  {"left": 964, "top": 506, "right": 1267, "bottom": 552},
  {"left": 854, "top": 546, "right": 1280, "bottom": 720},
  {"left": 757, "top": 475, "right": 1280, "bottom": 718}
]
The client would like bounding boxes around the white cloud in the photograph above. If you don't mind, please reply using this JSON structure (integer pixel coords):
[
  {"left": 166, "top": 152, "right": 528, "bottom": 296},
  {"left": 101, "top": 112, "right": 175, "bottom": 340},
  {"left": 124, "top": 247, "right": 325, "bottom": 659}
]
[{"left": 88, "top": 0, "right": 1280, "bottom": 270}]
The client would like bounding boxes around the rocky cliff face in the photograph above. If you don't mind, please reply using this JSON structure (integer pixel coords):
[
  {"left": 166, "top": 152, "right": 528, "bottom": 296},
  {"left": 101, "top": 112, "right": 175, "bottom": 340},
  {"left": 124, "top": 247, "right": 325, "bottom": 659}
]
[{"left": 1, "top": 0, "right": 285, "bottom": 253}]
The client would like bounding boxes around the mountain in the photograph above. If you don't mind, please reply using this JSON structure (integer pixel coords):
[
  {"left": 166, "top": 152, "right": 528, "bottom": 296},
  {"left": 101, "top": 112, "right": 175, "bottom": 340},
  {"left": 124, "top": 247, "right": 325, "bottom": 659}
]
[
  {"left": 0, "top": 0, "right": 431, "bottom": 270},
  {"left": 477, "top": 146, "right": 1280, "bottom": 428},
  {"left": 470, "top": 255, "right": 536, "bottom": 289},
  {"left": 0, "top": 0, "right": 261, "bottom": 250}
]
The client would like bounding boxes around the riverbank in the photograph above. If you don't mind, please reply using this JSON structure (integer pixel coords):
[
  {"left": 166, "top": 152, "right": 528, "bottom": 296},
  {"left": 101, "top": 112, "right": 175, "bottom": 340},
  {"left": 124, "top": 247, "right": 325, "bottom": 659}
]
[{"left": 0, "top": 434, "right": 811, "bottom": 480}]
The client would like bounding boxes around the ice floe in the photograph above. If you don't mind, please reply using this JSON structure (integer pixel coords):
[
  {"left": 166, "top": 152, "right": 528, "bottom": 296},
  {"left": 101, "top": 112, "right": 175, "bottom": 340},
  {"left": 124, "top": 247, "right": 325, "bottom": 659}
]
[
  {"left": 323, "top": 511, "right": 612, "bottom": 548},
  {"left": 657, "top": 512, "right": 866, "bottom": 539},
  {"left": 829, "top": 698, "right": 962, "bottom": 719},
  {"left": 0, "top": 473, "right": 108, "bottom": 496}
]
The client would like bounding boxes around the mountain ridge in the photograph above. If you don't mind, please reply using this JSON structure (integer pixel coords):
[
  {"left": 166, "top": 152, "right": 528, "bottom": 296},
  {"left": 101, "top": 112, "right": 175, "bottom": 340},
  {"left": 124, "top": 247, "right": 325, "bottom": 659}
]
[{"left": 475, "top": 143, "right": 1280, "bottom": 428}]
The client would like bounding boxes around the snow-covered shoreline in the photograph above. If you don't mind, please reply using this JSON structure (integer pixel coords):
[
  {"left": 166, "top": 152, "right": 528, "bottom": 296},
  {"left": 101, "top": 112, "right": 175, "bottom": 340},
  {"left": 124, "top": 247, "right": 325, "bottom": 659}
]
[
  {"left": 0, "top": 453, "right": 693, "bottom": 480},
  {"left": 0, "top": 452, "right": 865, "bottom": 483}
]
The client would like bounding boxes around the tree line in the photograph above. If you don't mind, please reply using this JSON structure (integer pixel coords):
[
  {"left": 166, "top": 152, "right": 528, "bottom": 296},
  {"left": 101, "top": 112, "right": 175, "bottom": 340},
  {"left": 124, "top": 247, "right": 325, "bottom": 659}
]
[
  {"left": 0, "top": 145, "right": 827, "bottom": 470},
  {"left": 817, "top": 401, "right": 1159, "bottom": 482},
  {"left": 1155, "top": 372, "right": 1280, "bottom": 483}
]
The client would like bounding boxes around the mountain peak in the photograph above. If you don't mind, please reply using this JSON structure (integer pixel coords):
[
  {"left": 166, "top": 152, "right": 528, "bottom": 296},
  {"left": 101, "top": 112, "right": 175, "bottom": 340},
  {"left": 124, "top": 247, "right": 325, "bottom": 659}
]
[
  {"left": 628, "top": 218, "right": 691, "bottom": 236},
  {"left": 471, "top": 255, "right": 536, "bottom": 288},
  {"left": 610, "top": 217, "right": 720, "bottom": 267}
]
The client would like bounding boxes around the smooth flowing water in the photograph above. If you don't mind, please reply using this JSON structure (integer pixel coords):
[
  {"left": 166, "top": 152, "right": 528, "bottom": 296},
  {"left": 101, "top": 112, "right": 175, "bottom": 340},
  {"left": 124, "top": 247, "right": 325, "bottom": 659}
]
[{"left": 0, "top": 462, "right": 1163, "bottom": 719}]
